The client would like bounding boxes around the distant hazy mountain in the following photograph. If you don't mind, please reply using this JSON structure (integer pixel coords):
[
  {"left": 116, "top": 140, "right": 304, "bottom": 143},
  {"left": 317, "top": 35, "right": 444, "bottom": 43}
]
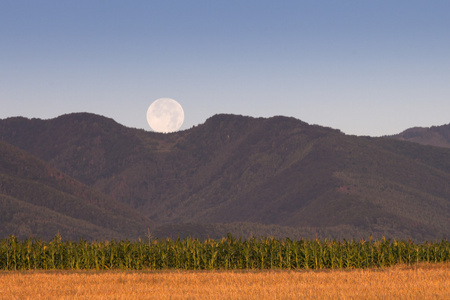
[
  {"left": 389, "top": 123, "right": 450, "bottom": 149},
  {"left": 1, "top": 113, "right": 449, "bottom": 241}
]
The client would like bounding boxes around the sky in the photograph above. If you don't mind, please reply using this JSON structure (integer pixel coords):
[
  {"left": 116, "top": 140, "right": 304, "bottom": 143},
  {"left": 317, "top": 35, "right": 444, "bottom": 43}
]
[{"left": 1, "top": 1, "right": 449, "bottom": 136}]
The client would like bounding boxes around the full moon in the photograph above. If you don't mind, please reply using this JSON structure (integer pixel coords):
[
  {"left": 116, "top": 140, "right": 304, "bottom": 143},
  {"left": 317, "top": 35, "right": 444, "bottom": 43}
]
[{"left": 146, "top": 98, "right": 184, "bottom": 133}]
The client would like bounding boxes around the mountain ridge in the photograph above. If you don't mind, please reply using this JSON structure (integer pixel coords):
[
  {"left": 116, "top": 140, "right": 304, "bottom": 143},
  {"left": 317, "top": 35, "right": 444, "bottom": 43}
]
[
  {"left": 389, "top": 123, "right": 450, "bottom": 149},
  {"left": 1, "top": 113, "right": 449, "bottom": 241}
]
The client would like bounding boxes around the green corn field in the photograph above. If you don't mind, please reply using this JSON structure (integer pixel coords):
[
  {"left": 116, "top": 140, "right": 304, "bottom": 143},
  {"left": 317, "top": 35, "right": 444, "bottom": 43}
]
[{"left": 0, "top": 234, "right": 448, "bottom": 271}]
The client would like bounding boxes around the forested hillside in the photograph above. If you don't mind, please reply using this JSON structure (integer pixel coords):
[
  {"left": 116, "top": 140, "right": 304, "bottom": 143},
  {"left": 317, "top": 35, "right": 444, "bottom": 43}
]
[{"left": 1, "top": 113, "right": 449, "bottom": 241}]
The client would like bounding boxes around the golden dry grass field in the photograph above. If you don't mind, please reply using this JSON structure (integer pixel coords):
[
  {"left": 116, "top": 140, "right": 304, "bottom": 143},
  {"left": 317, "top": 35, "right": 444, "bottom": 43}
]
[{"left": 0, "top": 263, "right": 449, "bottom": 299}]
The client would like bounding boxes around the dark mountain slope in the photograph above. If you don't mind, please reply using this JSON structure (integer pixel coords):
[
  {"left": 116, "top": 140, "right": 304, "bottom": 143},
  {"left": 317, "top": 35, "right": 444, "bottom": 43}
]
[
  {"left": 0, "top": 194, "right": 122, "bottom": 240},
  {"left": 154, "top": 129, "right": 450, "bottom": 240},
  {"left": 148, "top": 115, "right": 342, "bottom": 223},
  {"left": 0, "top": 113, "right": 146, "bottom": 185},
  {"left": 1, "top": 113, "right": 450, "bottom": 241},
  {"left": 389, "top": 123, "right": 450, "bottom": 149},
  {"left": 0, "top": 113, "right": 183, "bottom": 207},
  {"left": 0, "top": 140, "right": 154, "bottom": 240}
]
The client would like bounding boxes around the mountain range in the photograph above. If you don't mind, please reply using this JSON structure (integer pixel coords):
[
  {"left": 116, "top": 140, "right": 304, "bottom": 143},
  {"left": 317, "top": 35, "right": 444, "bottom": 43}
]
[{"left": 1, "top": 113, "right": 449, "bottom": 241}]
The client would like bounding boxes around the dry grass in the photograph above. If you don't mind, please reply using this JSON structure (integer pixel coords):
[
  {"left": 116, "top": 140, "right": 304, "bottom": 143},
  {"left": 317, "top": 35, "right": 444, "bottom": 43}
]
[{"left": 1, "top": 263, "right": 449, "bottom": 299}]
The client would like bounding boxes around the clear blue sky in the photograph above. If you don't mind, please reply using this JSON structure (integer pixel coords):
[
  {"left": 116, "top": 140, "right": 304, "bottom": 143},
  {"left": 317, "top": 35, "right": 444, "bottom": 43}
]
[{"left": 1, "top": 1, "right": 449, "bottom": 136}]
